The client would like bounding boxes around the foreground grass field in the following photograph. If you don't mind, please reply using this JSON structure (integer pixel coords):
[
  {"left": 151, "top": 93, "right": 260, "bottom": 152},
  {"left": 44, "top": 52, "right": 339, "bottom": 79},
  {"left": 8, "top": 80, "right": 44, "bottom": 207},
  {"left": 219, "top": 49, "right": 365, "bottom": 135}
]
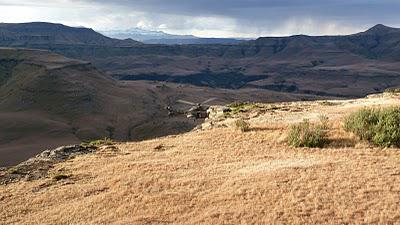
[{"left": 1, "top": 94, "right": 400, "bottom": 224}]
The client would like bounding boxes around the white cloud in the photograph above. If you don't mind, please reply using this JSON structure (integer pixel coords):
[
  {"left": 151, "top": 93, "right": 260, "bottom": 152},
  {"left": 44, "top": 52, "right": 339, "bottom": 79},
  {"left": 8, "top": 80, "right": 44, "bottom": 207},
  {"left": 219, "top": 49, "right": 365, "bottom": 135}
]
[{"left": 158, "top": 24, "right": 168, "bottom": 29}]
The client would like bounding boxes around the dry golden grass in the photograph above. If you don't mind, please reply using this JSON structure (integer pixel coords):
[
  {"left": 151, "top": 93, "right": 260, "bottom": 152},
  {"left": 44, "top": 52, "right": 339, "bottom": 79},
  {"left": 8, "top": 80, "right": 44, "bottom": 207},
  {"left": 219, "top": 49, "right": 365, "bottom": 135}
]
[{"left": 1, "top": 94, "right": 400, "bottom": 224}]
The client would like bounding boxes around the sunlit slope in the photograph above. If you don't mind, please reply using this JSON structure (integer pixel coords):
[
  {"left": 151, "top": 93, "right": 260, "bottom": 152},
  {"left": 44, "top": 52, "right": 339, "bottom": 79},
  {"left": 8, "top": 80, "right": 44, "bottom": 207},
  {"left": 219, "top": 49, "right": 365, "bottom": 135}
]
[{"left": 1, "top": 93, "right": 399, "bottom": 224}]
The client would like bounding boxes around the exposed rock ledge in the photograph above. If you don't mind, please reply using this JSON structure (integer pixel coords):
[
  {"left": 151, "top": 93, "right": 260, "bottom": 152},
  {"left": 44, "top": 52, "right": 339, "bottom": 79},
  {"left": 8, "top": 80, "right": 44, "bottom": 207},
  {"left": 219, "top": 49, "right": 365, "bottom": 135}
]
[{"left": 0, "top": 145, "right": 97, "bottom": 185}]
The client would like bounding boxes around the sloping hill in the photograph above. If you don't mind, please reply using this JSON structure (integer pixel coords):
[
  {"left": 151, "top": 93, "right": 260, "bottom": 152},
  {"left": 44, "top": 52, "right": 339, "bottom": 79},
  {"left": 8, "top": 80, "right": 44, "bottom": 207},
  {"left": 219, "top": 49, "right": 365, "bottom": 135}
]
[
  {"left": 1, "top": 94, "right": 399, "bottom": 224},
  {"left": 0, "top": 48, "right": 122, "bottom": 165},
  {"left": 0, "top": 48, "right": 185, "bottom": 166},
  {"left": 0, "top": 22, "right": 141, "bottom": 47}
]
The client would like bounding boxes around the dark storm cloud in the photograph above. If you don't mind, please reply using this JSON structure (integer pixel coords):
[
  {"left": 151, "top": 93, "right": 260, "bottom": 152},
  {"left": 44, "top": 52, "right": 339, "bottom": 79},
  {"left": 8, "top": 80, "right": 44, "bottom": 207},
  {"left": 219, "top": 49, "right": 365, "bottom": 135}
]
[
  {"left": 2, "top": 0, "right": 400, "bottom": 37},
  {"left": 81, "top": 0, "right": 400, "bottom": 23},
  {"left": 69, "top": 0, "right": 400, "bottom": 37}
]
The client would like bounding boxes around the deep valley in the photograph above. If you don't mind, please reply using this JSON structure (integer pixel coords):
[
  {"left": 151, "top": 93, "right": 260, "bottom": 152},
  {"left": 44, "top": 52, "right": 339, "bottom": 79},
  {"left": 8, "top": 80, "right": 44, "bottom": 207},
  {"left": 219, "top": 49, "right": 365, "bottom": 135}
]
[{"left": 2, "top": 22, "right": 400, "bottom": 166}]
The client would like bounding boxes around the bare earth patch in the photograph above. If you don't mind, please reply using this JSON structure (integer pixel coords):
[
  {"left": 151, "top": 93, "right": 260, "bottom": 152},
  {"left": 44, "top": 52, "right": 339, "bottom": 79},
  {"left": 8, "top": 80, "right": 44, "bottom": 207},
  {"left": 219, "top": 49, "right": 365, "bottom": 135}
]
[{"left": 1, "top": 94, "right": 400, "bottom": 224}]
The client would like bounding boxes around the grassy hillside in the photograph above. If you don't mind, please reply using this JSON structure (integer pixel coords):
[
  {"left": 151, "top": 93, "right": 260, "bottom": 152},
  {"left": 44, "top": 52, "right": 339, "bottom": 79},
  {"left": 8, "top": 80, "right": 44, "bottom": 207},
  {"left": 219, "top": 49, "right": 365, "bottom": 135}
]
[
  {"left": 0, "top": 48, "right": 321, "bottom": 166},
  {"left": 1, "top": 93, "right": 399, "bottom": 224}
]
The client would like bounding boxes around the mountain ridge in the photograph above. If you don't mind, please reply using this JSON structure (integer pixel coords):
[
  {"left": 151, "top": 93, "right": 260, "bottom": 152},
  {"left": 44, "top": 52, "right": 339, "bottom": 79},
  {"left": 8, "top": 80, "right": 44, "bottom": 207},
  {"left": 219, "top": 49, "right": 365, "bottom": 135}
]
[
  {"left": 2, "top": 23, "right": 400, "bottom": 98},
  {"left": 0, "top": 22, "right": 142, "bottom": 47},
  {"left": 100, "top": 27, "right": 247, "bottom": 45},
  {"left": 358, "top": 24, "right": 400, "bottom": 36}
]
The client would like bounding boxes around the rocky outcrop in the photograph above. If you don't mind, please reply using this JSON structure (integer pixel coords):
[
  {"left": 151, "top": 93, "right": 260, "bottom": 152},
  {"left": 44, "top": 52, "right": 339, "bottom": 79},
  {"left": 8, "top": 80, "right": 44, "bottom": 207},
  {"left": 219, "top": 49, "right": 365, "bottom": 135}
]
[
  {"left": 207, "top": 106, "right": 231, "bottom": 120},
  {"left": 0, "top": 145, "right": 96, "bottom": 184},
  {"left": 31, "top": 145, "right": 96, "bottom": 161}
]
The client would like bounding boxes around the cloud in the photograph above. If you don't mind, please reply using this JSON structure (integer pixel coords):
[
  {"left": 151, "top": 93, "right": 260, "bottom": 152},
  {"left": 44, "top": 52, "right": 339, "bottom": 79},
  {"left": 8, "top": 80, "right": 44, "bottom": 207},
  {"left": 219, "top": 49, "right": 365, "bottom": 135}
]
[{"left": 0, "top": 0, "right": 400, "bottom": 37}]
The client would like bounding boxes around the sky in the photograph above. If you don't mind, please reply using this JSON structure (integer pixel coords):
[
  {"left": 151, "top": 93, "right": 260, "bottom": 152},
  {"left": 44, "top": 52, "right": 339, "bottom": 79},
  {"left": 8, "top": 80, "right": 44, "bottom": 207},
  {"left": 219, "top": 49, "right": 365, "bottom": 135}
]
[{"left": 0, "top": 0, "right": 400, "bottom": 38}]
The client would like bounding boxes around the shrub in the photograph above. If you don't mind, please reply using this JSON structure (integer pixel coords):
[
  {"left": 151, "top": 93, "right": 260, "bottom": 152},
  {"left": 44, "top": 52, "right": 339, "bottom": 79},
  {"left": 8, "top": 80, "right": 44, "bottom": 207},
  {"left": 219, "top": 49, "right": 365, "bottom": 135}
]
[
  {"left": 235, "top": 119, "right": 250, "bottom": 132},
  {"left": 343, "top": 108, "right": 379, "bottom": 141},
  {"left": 344, "top": 107, "right": 400, "bottom": 147},
  {"left": 287, "top": 119, "right": 328, "bottom": 148}
]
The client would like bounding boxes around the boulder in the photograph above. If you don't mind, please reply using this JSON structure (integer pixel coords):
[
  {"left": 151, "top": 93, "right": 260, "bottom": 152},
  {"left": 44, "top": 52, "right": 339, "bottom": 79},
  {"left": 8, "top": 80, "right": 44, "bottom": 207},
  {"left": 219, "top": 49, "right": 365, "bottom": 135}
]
[{"left": 207, "top": 106, "right": 231, "bottom": 120}]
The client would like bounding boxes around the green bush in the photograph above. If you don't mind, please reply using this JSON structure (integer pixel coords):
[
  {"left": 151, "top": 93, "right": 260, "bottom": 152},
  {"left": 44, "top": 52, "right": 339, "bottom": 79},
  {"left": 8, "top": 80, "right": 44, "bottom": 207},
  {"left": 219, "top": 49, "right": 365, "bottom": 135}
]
[
  {"left": 343, "top": 108, "right": 379, "bottom": 141},
  {"left": 235, "top": 119, "right": 250, "bottom": 132},
  {"left": 287, "top": 119, "right": 328, "bottom": 148},
  {"left": 344, "top": 107, "right": 400, "bottom": 147}
]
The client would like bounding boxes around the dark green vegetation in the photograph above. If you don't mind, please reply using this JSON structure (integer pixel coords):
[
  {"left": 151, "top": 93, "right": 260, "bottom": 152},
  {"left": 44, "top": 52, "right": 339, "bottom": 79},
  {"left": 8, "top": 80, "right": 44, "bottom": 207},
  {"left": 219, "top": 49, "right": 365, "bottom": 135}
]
[
  {"left": 80, "top": 138, "right": 114, "bottom": 148},
  {"left": 287, "top": 119, "right": 328, "bottom": 148},
  {"left": 344, "top": 107, "right": 400, "bottom": 147},
  {"left": 227, "top": 102, "right": 258, "bottom": 115}
]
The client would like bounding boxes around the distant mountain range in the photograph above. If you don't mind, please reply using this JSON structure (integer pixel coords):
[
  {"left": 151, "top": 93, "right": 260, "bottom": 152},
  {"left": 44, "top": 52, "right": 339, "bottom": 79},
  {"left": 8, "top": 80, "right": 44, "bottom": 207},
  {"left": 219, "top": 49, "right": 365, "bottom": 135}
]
[
  {"left": 2, "top": 22, "right": 400, "bottom": 97},
  {"left": 100, "top": 28, "right": 197, "bottom": 41},
  {"left": 100, "top": 27, "right": 247, "bottom": 45},
  {"left": 0, "top": 22, "right": 141, "bottom": 47},
  {"left": 251, "top": 24, "right": 400, "bottom": 61}
]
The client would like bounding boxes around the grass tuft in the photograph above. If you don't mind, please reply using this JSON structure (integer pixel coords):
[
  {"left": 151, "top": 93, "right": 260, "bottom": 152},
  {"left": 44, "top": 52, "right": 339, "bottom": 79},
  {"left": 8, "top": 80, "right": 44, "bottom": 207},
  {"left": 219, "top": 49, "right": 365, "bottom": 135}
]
[{"left": 234, "top": 119, "right": 250, "bottom": 132}]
